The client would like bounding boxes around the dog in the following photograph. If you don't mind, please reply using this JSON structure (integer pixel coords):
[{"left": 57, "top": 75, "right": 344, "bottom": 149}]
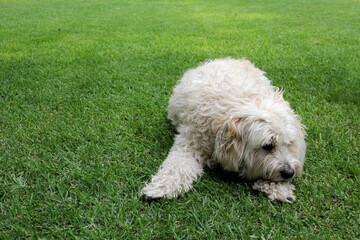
[{"left": 142, "top": 58, "right": 306, "bottom": 203}]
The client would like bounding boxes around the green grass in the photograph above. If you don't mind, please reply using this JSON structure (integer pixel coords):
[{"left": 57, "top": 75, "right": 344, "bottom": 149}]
[{"left": 0, "top": 0, "right": 359, "bottom": 238}]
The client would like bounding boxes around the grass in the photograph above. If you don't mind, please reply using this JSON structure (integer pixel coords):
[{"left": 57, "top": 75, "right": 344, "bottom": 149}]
[{"left": 0, "top": 0, "right": 359, "bottom": 238}]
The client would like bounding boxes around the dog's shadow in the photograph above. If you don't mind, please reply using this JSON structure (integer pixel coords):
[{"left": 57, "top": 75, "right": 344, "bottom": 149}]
[
  {"left": 203, "top": 164, "right": 254, "bottom": 188},
  {"left": 190, "top": 166, "right": 267, "bottom": 201}
]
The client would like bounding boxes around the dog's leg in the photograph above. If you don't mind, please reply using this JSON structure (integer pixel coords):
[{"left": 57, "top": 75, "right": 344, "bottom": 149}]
[
  {"left": 252, "top": 179, "right": 296, "bottom": 203},
  {"left": 142, "top": 134, "right": 204, "bottom": 199}
]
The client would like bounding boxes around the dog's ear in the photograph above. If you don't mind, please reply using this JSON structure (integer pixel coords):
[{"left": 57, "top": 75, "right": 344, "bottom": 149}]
[{"left": 213, "top": 118, "right": 245, "bottom": 172}]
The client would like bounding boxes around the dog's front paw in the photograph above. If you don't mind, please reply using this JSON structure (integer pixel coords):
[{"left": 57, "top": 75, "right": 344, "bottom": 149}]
[
  {"left": 252, "top": 179, "right": 296, "bottom": 203},
  {"left": 141, "top": 181, "right": 182, "bottom": 199}
]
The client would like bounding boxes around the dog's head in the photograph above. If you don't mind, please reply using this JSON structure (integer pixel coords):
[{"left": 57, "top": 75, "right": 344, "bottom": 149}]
[{"left": 213, "top": 100, "right": 306, "bottom": 182}]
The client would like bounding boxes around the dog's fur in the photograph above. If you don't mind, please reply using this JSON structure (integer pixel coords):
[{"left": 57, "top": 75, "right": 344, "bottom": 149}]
[{"left": 142, "top": 58, "right": 306, "bottom": 203}]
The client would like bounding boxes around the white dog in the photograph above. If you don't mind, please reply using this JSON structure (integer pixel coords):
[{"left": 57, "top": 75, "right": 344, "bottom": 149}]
[{"left": 142, "top": 58, "right": 306, "bottom": 203}]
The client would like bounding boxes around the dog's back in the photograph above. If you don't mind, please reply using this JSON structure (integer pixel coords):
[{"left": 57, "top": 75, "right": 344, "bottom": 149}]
[{"left": 168, "top": 58, "right": 273, "bottom": 128}]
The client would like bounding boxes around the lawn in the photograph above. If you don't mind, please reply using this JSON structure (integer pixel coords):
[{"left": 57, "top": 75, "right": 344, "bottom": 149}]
[{"left": 0, "top": 0, "right": 359, "bottom": 238}]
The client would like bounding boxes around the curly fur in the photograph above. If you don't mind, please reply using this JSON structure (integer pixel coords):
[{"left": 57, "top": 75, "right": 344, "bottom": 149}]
[{"left": 142, "top": 58, "right": 306, "bottom": 202}]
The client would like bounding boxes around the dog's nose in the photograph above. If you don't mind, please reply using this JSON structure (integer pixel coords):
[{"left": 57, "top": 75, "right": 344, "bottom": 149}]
[{"left": 280, "top": 167, "right": 295, "bottom": 179}]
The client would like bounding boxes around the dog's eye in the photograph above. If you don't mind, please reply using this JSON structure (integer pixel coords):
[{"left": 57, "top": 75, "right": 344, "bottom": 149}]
[{"left": 262, "top": 144, "right": 274, "bottom": 151}]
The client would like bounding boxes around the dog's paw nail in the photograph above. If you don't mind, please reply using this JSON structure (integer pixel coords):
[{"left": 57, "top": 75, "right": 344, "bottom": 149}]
[{"left": 285, "top": 196, "right": 296, "bottom": 203}]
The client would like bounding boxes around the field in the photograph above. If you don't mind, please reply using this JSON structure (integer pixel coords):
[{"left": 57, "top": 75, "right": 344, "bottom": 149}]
[{"left": 0, "top": 0, "right": 359, "bottom": 238}]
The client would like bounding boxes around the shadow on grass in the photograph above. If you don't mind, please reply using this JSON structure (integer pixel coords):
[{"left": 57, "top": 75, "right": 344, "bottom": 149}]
[{"left": 204, "top": 165, "right": 250, "bottom": 185}]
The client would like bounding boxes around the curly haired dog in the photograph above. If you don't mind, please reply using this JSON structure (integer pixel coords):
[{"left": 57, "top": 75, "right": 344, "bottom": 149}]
[{"left": 142, "top": 58, "right": 306, "bottom": 203}]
